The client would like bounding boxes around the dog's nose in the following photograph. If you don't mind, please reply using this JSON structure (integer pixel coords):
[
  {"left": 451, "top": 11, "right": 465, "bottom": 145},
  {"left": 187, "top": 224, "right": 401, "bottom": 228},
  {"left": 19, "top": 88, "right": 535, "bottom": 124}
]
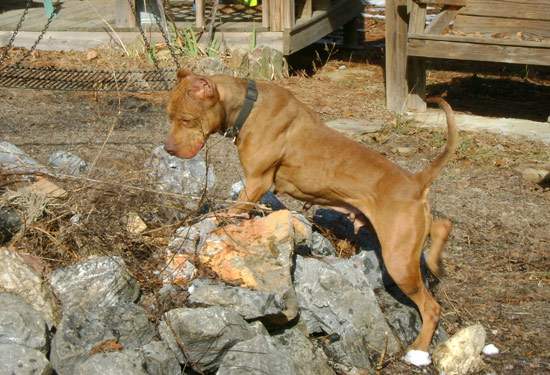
[{"left": 164, "top": 143, "right": 176, "bottom": 155}]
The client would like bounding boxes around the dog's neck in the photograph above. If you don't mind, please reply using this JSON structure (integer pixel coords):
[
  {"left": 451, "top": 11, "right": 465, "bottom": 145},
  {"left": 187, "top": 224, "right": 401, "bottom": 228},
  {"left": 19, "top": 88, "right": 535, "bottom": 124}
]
[{"left": 216, "top": 78, "right": 254, "bottom": 137}]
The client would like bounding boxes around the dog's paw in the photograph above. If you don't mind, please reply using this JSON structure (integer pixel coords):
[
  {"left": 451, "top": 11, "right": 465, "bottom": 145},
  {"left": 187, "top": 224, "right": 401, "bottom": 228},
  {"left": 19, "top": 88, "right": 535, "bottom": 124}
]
[{"left": 403, "top": 350, "right": 431, "bottom": 367}]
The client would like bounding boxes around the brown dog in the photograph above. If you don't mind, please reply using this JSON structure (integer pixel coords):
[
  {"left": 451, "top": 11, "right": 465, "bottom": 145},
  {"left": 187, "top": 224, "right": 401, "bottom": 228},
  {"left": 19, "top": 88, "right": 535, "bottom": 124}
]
[{"left": 165, "top": 70, "right": 457, "bottom": 365}]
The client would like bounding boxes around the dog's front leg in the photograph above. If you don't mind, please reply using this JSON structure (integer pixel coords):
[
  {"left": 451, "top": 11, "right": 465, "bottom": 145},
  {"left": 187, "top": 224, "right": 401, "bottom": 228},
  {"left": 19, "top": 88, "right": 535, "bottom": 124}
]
[{"left": 229, "top": 172, "right": 275, "bottom": 215}]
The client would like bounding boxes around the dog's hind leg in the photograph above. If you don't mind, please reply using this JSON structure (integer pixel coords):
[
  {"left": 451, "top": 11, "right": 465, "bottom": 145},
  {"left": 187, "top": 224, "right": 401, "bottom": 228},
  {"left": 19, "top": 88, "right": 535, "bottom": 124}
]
[
  {"left": 370, "top": 204, "right": 440, "bottom": 365},
  {"left": 426, "top": 218, "right": 452, "bottom": 277}
]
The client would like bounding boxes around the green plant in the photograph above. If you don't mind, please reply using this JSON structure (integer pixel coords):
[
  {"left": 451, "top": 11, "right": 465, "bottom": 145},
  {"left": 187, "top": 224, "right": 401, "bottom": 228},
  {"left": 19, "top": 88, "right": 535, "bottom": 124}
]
[
  {"left": 207, "top": 35, "right": 221, "bottom": 58},
  {"left": 181, "top": 27, "right": 200, "bottom": 57},
  {"left": 249, "top": 23, "right": 257, "bottom": 50}
]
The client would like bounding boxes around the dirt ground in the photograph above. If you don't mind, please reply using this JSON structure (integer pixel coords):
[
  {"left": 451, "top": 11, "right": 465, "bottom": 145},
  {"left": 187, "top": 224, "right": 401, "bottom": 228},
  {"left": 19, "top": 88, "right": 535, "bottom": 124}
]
[{"left": 1, "top": 47, "right": 549, "bottom": 374}]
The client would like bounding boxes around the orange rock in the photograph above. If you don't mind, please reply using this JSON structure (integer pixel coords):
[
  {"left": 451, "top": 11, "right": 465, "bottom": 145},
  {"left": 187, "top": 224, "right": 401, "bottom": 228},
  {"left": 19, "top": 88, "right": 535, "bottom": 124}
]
[{"left": 197, "top": 210, "right": 298, "bottom": 321}]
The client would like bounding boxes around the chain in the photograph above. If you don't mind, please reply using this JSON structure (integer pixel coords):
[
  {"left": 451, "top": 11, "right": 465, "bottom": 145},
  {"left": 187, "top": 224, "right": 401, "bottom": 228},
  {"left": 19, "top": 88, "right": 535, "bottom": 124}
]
[
  {"left": 0, "top": 0, "right": 32, "bottom": 67},
  {"left": 11, "top": 10, "right": 56, "bottom": 69},
  {"left": 127, "top": 0, "right": 171, "bottom": 90},
  {"left": 154, "top": 0, "right": 180, "bottom": 68}
]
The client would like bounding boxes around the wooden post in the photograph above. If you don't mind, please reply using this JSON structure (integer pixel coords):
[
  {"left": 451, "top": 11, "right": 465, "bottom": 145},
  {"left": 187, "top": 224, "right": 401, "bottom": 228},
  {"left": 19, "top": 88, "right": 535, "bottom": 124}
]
[
  {"left": 269, "top": 0, "right": 283, "bottom": 31},
  {"left": 196, "top": 0, "right": 205, "bottom": 29},
  {"left": 283, "top": 0, "right": 295, "bottom": 29},
  {"left": 385, "top": 0, "right": 409, "bottom": 112},
  {"left": 406, "top": 0, "right": 427, "bottom": 111},
  {"left": 116, "top": 0, "right": 137, "bottom": 28},
  {"left": 262, "top": 0, "right": 270, "bottom": 29}
]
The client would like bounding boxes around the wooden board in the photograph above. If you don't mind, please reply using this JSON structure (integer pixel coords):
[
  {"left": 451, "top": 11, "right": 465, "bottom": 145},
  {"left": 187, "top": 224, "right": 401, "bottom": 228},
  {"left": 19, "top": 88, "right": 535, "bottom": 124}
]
[
  {"left": 415, "top": 0, "right": 466, "bottom": 5},
  {"left": 285, "top": 0, "right": 362, "bottom": 54},
  {"left": 408, "top": 34, "right": 550, "bottom": 65},
  {"left": 453, "top": 15, "right": 550, "bottom": 37},
  {"left": 426, "top": 8, "right": 459, "bottom": 34},
  {"left": 459, "top": 0, "right": 550, "bottom": 21}
]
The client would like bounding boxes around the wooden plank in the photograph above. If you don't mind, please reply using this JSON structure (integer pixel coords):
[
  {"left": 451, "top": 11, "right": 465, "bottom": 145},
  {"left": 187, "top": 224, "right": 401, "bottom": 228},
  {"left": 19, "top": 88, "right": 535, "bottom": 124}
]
[
  {"left": 459, "top": 0, "right": 550, "bottom": 21},
  {"left": 426, "top": 8, "right": 459, "bottom": 34},
  {"left": 385, "top": 0, "right": 409, "bottom": 112},
  {"left": 286, "top": 0, "right": 362, "bottom": 54},
  {"left": 297, "top": 0, "right": 313, "bottom": 19},
  {"left": 407, "top": 1, "right": 427, "bottom": 111},
  {"left": 414, "top": 0, "right": 466, "bottom": 6},
  {"left": 116, "top": 0, "right": 136, "bottom": 28},
  {"left": 262, "top": 0, "right": 270, "bottom": 28},
  {"left": 408, "top": 37, "right": 550, "bottom": 65},
  {"left": 195, "top": 0, "right": 205, "bottom": 28},
  {"left": 409, "top": 32, "right": 550, "bottom": 48},
  {"left": 453, "top": 15, "right": 550, "bottom": 37}
]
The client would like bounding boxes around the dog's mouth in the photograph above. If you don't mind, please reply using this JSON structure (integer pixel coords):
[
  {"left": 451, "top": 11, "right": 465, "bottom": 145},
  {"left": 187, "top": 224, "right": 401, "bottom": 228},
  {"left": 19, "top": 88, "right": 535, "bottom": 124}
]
[{"left": 165, "top": 140, "right": 204, "bottom": 159}]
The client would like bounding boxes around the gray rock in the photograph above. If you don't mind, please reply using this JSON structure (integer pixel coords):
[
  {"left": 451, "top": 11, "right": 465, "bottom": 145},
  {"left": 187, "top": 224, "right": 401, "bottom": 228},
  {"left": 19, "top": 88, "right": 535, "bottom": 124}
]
[
  {"left": 0, "top": 248, "right": 58, "bottom": 328},
  {"left": 326, "top": 119, "right": 383, "bottom": 138},
  {"left": 187, "top": 278, "right": 286, "bottom": 320},
  {"left": 158, "top": 306, "right": 258, "bottom": 372},
  {"left": 0, "top": 141, "right": 48, "bottom": 175},
  {"left": 248, "top": 46, "right": 288, "bottom": 80},
  {"left": 50, "top": 256, "right": 140, "bottom": 311},
  {"left": 74, "top": 351, "right": 147, "bottom": 375},
  {"left": 50, "top": 303, "right": 155, "bottom": 375},
  {"left": 230, "top": 181, "right": 286, "bottom": 211},
  {"left": 272, "top": 326, "right": 335, "bottom": 375},
  {"left": 47, "top": 151, "right": 87, "bottom": 176},
  {"left": 0, "top": 343, "right": 52, "bottom": 375},
  {"left": 217, "top": 334, "right": 295, "bottom": 375},
  {"left": 146, "top": 145, "right": 215, "bottom": 209},
  {"left": 353, "top": 252, "right": 448, "bottom": 346},
  {"left": 311, "top": 232, "right": 337, "bottom": 257},
  {"left": 293, "top": 256, "right": 400, "bottom": 368},
  {"left": 0, "top": 293, "right": 49, "bottom": 353},
  {"left": 167, "top": 217, "right": 218, "bottom": 254},
  {"left": 141, "top": 341, "right": 181, "bottom": 375},
  {"left": 0, "top": 206, "right": 21, "bottom": 244}
]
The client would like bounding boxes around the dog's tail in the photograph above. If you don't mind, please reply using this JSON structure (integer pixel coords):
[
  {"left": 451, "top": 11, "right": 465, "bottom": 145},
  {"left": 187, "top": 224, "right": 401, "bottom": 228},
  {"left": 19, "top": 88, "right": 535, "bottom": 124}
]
[{"left": 415, "top": 97, "right": 458, "bottom": 191}]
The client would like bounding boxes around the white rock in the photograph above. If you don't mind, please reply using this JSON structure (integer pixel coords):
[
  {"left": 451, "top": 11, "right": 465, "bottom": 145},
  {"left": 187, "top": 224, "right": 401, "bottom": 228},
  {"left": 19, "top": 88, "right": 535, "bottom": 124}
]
[
  {"left": 433, "top": 324, "right": 486, "bottom": 375},
  {"left": 403, "top": 350, "right": 431, "bottom": 367},
  {"left": 482, "top": 344, "right": 499, "bottom": 356}
]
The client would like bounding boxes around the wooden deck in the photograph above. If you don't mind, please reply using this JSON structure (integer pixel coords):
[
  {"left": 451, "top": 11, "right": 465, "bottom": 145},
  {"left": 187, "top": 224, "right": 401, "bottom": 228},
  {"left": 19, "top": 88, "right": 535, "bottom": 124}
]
[{"left": 0, "top": 0, "right": 362, "bottom": 54}]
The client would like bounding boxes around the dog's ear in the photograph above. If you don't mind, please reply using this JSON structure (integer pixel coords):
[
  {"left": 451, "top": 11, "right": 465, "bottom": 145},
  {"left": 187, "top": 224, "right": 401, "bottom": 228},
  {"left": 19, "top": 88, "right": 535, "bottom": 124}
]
[
  {"left": 188, "top": 76, "right": 216, "bottom": 100},
  {"left": 176, "top": 69, "right": 192, "bottom": 82}
]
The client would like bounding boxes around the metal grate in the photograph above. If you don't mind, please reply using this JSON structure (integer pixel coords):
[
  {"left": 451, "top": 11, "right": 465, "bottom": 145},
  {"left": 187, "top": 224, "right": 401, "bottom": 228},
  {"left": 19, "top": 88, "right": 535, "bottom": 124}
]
[
  {"left": 0, "top": 66, "right": 177, "bottom": 92},
  {"left": 168, "top": 2, "right": 262, "bottom": 23}
]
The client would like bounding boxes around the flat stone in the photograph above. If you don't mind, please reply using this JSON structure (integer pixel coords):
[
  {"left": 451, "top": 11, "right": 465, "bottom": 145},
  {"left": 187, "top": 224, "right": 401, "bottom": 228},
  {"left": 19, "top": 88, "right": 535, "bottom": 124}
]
[
  {"left": 433, "top": 324, "right": 487, "bottom": 375},
  {"left": 197, "top": 210, "right": 299, "bottom": 321},
  {"left": 0, "top": 248, "right": 59, "bottom": 328},
  {"left": 158, "top": 306, "right": 258, "bottom": 372},
  {"left": 392, "top": 146, "right": 415, "bottom": 156},
  {"left": 50, "top": 303, "right": 155, "bottom": 375},
  {"left": 167, "top": 217, "right": 218, "bottom": 254},
  {"left": 0, "top": 292, "right": 49, "bottom": 353},
  {"left": 187, "top": 278, "right": 286, "bottom": 321},
  {"left": 161, "top": 254, "right": 196, "bottom": 286},
  {"left": 0, "top": 343, "right": 52, "bottom": 375},
  {"left": 127, "top": 212, "right": 147, "bottom": 234},
  {"left": 520, "top": 167, "right": 549, "bottom": 184},
  {"left": 50, "top": 256, "right": 140, "bottom": 311},
  {"left": 326, "top": 119, "right": 384, "bottom": 137},
  {"left": 310, "top": 231, "right": 337, "bottom": 257},
  {"left": 217, "top": 334, "right": 294, "bottom": 375}
]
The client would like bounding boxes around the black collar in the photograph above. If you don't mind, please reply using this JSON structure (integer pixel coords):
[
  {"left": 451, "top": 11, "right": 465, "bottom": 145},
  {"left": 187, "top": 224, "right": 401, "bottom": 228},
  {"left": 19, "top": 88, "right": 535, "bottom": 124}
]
[{"left": 224, "top": 80, "right": 258, "bottom": 139}]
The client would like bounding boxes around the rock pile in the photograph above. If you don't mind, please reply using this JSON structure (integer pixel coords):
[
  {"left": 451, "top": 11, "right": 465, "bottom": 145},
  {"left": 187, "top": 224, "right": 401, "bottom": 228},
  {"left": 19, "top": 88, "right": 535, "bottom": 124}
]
[{"left": 0, "top": 142, "right": 496, "bottom": 374}]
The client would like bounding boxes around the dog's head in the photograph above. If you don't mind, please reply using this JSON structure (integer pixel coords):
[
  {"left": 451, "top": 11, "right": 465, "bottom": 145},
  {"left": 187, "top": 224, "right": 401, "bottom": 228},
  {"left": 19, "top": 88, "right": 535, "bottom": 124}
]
[{"left": 164, "top": 70, "right": 225, "bottom": 159}]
